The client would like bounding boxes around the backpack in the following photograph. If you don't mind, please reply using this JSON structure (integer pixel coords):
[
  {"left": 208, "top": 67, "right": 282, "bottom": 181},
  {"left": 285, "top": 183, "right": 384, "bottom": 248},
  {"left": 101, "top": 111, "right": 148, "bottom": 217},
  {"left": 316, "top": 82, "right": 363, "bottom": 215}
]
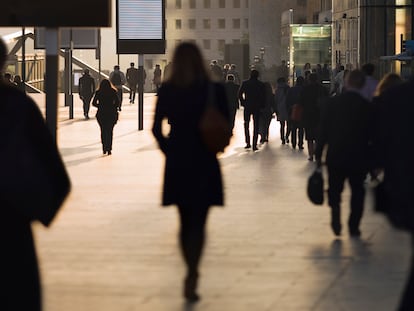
[{"left": 111, "top": 72, "right": 122, "bottom": 85}]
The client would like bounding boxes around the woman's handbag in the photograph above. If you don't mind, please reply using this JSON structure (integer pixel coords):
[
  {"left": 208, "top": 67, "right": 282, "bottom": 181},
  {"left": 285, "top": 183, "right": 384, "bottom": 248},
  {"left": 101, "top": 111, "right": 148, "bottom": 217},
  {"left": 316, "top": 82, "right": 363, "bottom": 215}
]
[
  {"left": 290, "top": 103, "right": 303, "bottom": 122},
  {"left": 199, "top": 83, "right": 232, "bottom": 154},
  {"left": 307, "top": 167, "right": 324, "bottom": 205}
]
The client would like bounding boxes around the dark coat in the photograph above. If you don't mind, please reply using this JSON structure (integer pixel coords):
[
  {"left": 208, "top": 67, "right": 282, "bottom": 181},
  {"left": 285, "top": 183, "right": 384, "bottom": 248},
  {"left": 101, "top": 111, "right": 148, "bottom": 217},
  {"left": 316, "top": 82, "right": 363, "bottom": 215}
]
[
  {"left": 0, "top": 83, "right": 70, "bottom": 311},
  {"left": 315, "top": 90, "right": 372, "bottom": 171},
  {"left": 274, "top": 82, "right": 290, "bottom": 121},
  {"left": 299, "top": 82, "right": 328, "bottom": 129},
  {"left": 286, "top": 83, "right": 304, "bottom": 125},
  {"left": 374, "top": 80, "right": 414, "bottom": 231},
  {"left": 238, "top": 77, "right": 266, "bottom": 113},
  {"left": 152, "top": 81, "right": 229, "bottom": 207},
  {"left": 78, "top": 73, "right": 95, "bottom": 99},
  {"left": 92, "top": 88, "right": 120, "bottom": 125}
]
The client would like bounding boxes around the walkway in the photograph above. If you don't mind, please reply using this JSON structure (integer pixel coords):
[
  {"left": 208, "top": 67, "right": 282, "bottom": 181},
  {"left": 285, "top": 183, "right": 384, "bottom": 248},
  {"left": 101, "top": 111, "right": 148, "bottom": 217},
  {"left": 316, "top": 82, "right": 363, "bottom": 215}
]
[{"left": 29, "top": 93, "right": 411, "bottom": 311}]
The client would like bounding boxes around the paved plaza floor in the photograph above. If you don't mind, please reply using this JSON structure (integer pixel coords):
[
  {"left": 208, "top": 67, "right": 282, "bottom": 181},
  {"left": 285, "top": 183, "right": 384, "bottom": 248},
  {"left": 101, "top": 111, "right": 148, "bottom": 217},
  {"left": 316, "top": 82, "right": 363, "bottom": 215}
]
[{"left": 28, "top": 93, "right": 411, "bottom": 311}]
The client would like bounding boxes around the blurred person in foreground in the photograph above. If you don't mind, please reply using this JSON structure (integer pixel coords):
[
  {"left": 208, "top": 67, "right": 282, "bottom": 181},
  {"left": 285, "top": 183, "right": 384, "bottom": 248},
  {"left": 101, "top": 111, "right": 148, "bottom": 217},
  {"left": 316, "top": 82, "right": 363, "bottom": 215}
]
[
  {"left": 315, "top": 70, "right": 373, "bottom": 238},
  {"left": 373, "top": 74, "right": 414, "bottom": 311},
  {"left": 92, "top": 79, "right": 120, "bottom": 155},
  {"left": 152, "top": 42, "right": 229, "bottom": 303},
  {"left": 0, "top": 38, "right": 71, "bottom": 311}
]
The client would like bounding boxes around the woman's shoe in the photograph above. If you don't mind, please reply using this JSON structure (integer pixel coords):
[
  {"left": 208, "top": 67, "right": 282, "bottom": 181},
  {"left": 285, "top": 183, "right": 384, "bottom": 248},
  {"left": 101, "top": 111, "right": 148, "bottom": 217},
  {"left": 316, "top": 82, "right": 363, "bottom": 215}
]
[
  {"left": 184, "top": 274, "right": 200, "bottom": 303},
  {"left": 108, "top": 151, "right": 112, "bottom": 155}
]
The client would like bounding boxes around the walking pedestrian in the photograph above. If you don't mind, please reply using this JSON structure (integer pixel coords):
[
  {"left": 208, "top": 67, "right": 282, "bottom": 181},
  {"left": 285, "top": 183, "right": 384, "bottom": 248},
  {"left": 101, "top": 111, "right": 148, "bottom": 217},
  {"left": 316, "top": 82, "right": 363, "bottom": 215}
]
[
  {"left": 78, "top": 69, "right": 95, "bottom": 119},
  {"left": 315, "top": 69, "right": 373, "bottom": 237},
  {"left": 274, "top": 77, "right": 291, "bottom": 145},
  {"left": 259, "top": 82, "right": 275, "bottom": 144},
  {"left": 152, "top": 64, "right": 162, "bottom": 92},
  {"left": 152, "top": 42, "right": 229, "bottom": 303},
  {"left": 109, "top": 65, "right": 126, "bottom": 111},
  {"left": 92, "top": 79, "right": 120, "bottom": 155},
  {"left": 300, "top": 73, "right": 329, "bottom": 161},
  {"left": 126, "top": 62, "right": 139, "bottom": 103},
  {"left": 238, "top": 69, "right": 266, "bottom": 151},
  {"left": 286, "top": 76, "right": 305, "bottom": 149},
  {"left": 361, "top": 63, "right": 379, "bottom": 102},
  {"left": 0, "top": 38, "right": 71, "bottom": 311},
  {"left": 373, "top": 74, "right": 414, "bottom": 311}
]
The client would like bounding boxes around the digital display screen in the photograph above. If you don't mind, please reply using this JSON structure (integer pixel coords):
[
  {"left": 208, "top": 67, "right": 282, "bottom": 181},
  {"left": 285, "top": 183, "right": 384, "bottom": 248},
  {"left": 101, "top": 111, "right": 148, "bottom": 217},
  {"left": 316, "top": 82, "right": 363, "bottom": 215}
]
[
  {"left": 116, "top": 0, "right": 165, "bottom": 54},
  {"left": 118, "top": 0, "right": 163, "bottom": 40}
]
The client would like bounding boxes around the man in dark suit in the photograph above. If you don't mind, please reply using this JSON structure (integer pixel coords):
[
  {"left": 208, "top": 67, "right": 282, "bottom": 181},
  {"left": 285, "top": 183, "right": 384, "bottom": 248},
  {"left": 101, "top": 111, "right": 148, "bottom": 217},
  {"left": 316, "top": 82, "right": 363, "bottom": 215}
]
[
  {"left": 315, "top": 69, "right": 372, "bottom": 237},
  {"left": 78, "top": 68, "right": 95, "bottom": 119},
  {"left": 126, "top": 62, "right": 139, "bottom": 103},
  {"left": 238, "top": 69, "right": 266, "bottom": 151}
]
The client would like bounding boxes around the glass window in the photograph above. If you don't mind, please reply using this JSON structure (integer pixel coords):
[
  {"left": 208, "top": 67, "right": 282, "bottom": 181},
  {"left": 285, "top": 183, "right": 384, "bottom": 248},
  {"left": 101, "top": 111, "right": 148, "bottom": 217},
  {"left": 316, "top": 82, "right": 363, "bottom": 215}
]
[
  {"left": 219, "top": 0, "right": 225, "bottom": 8},
  {"left": 203, "top": 39, "right": 211, "bottom": 49},
  {"left": 203, "top": 19, "right": 211, "bottom": 29},
  {"left": 218, "top": 39, "right": 226, "bottom": 53},
  {"left": 218, "top": 19, "right": 226, "bottom": 29},
  {"left": 244, "top": 18, "right": 249, "bottom": 29},
  {"left": 233, "top": 39, "right": 241, "bottom": 44},
  {"left": 176, "top": 0, "right": 182, "bottom": 9},
  {"left": 204, "top": 0, "right": 211, "bottom": 9},
  {"left": 233, "top": 0, "right": 241, "bottom": 8},
  {"left": 189, "top": 19, "right": 196, "bottom": 29},
  {"left": 233, "top": 19, "right": 240, "bottom": 29},
  {"left": 175, "top": 19, "right": 182, "bottom": 29},
  {"left": 189, "top": 0, "right": 196, "bottom": 9}
]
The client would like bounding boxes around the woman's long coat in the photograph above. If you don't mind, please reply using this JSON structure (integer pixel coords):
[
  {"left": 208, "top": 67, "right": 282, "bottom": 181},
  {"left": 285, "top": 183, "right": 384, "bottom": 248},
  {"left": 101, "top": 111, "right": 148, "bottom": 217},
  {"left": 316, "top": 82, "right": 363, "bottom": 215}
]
[{"left": 152, "top": 81, "right": 229, "bottom": 207}]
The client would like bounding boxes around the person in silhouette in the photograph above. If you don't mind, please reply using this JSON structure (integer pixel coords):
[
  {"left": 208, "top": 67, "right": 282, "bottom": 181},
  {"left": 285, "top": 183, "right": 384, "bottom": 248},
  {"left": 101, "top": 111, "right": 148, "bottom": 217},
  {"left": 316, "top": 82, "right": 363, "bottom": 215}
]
[
  {"left": 373, "top": 74, "right": 414, "bottom": 311},
  {"left": 126, "top": 62, "right": 139, "bottom": 104},
  {"left": 13, "top": 74, "right": 26, "bottom": 93},
  {"left": 78, "top": 69, "right": 96, "bottom": 119},
  {"left": 315, "top": 69, "right": 372, "bottom": 237},
  {"left": 238, "top": 69, "right": 266, "bottom": 151},
  {"left": 152, "top": 64, "right": 162, "bottom": 92},
  {"left": 109, "top": 65, "right": 126, "bottom": 111},
  {"left": 0, "top": 38, "right": 71, "bottom": 311},
  {"left": 152, "top": 42, "right": 229, "bottom": 303},
  {"left": 92, "top": 79, "right": 120, "bottom": 155}
]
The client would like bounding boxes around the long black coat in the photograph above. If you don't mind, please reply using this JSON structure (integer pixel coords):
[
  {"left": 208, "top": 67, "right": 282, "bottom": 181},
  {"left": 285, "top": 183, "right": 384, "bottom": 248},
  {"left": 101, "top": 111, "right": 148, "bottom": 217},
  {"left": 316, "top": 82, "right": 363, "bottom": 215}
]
[
  {"left": 152, "top": 81, "right": 229, "bottom": 207},
  {"left": 238, "top": 78, "right": 266, "bottom": 113},
  {"left": 315, "top": 90, "right": 372, "bottom": 171},
  {"left": 0, "top": 84, "right": 70, "bottom": 311}
]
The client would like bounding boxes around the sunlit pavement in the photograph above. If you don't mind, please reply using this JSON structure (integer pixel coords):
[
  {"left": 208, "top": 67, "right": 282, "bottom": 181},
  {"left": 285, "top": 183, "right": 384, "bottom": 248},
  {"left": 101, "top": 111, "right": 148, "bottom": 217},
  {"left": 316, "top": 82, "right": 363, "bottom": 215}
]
[{"left": 29, "top": 93, "right": 411, "bottom": 311}]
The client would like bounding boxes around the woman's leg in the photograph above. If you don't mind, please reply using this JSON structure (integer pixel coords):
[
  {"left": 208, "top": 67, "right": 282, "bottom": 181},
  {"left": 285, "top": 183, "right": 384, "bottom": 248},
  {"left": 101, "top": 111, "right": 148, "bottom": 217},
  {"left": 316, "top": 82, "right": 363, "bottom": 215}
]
[{"left": 177, "top": 205, "right": 209, "bottom": 301}]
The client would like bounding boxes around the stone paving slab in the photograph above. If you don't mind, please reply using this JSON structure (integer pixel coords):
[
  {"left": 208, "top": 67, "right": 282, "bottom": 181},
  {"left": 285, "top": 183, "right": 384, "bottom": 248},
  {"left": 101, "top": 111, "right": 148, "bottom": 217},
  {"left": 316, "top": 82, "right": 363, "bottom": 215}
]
[{"left": 27, "top": 93, "right": 412, "bottom": 311}]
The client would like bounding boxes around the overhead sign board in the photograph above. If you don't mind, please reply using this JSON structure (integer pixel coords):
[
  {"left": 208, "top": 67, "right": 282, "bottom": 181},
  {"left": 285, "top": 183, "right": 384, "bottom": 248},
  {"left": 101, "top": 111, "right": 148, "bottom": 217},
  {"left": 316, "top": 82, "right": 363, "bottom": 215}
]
[
  {"left": 116, "top": 0, "right": 165, "bottom": 54},
  {"left": 0, "top": 1, "right": 111, "bottom": 27},
  {"left": 34, "top": 28, "right": 99, "bottom": 49}
]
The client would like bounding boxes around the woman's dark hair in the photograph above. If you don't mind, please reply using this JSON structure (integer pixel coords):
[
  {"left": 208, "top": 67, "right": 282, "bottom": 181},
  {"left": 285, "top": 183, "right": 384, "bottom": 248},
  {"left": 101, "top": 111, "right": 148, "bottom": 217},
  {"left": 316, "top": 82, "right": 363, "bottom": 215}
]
[
  {"left": 98, "top": 79, "right": 116, "bottom": 93},
  {"left": 295, "top": 76, "right": 305, "bottom": 86},
  {"left": 167, "top": 42, "right": 209, "bottom": 87}
]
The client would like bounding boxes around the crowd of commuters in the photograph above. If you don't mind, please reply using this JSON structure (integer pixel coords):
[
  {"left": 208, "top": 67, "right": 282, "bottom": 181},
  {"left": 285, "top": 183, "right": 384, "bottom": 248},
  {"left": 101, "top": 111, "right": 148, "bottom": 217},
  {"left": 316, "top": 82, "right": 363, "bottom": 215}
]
[{"left": 3, "top": 34, "right": 414, "bottom": 310}]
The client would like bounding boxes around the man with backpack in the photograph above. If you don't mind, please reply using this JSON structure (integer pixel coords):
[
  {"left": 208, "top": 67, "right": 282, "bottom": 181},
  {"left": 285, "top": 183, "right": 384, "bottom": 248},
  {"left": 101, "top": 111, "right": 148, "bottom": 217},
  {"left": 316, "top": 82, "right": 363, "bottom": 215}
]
[{"left": 109, "top": 65, "right": 126, "bottom": 111}]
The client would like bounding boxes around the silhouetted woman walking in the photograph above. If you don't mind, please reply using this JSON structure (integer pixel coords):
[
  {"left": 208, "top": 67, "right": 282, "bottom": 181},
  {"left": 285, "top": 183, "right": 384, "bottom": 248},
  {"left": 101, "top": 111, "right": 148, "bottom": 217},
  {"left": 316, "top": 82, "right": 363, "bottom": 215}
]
[
  {"left": 92, "top": 79, "right": 120, "bottom": 155},
  {"left": 152, "top": 42, "right": 229, "bottom": 303}
]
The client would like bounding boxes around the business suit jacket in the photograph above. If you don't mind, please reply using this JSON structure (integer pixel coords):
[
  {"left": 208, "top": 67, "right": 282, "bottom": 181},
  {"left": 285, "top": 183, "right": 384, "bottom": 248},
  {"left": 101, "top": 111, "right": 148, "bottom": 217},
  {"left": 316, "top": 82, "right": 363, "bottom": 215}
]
[
  {"left": 238, "top": 77, "right": 266, "bottom": 113},
  {"left": 315, "top": 89, "right": 372, "bottom": 171}
]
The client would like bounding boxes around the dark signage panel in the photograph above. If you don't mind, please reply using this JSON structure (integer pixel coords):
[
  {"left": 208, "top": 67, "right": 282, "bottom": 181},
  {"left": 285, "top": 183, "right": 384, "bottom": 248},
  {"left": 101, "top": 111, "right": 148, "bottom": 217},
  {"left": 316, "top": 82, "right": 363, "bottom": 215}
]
[
  {"left": 116, "top": 0, "right": 165, "bottom": 54},
  {"left": 34, "top": 28, "right": 99, "bottom": 49},
  {"left": 1, "top": 1, "right": 111, "bottom": 27}
]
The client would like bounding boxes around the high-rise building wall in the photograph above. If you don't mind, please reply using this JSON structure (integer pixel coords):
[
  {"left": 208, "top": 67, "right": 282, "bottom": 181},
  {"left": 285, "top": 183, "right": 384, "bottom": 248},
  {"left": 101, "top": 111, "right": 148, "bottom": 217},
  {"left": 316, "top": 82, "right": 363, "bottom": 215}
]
[{"left": 248, "top": 0, "right": 307, "bottom": 69}]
